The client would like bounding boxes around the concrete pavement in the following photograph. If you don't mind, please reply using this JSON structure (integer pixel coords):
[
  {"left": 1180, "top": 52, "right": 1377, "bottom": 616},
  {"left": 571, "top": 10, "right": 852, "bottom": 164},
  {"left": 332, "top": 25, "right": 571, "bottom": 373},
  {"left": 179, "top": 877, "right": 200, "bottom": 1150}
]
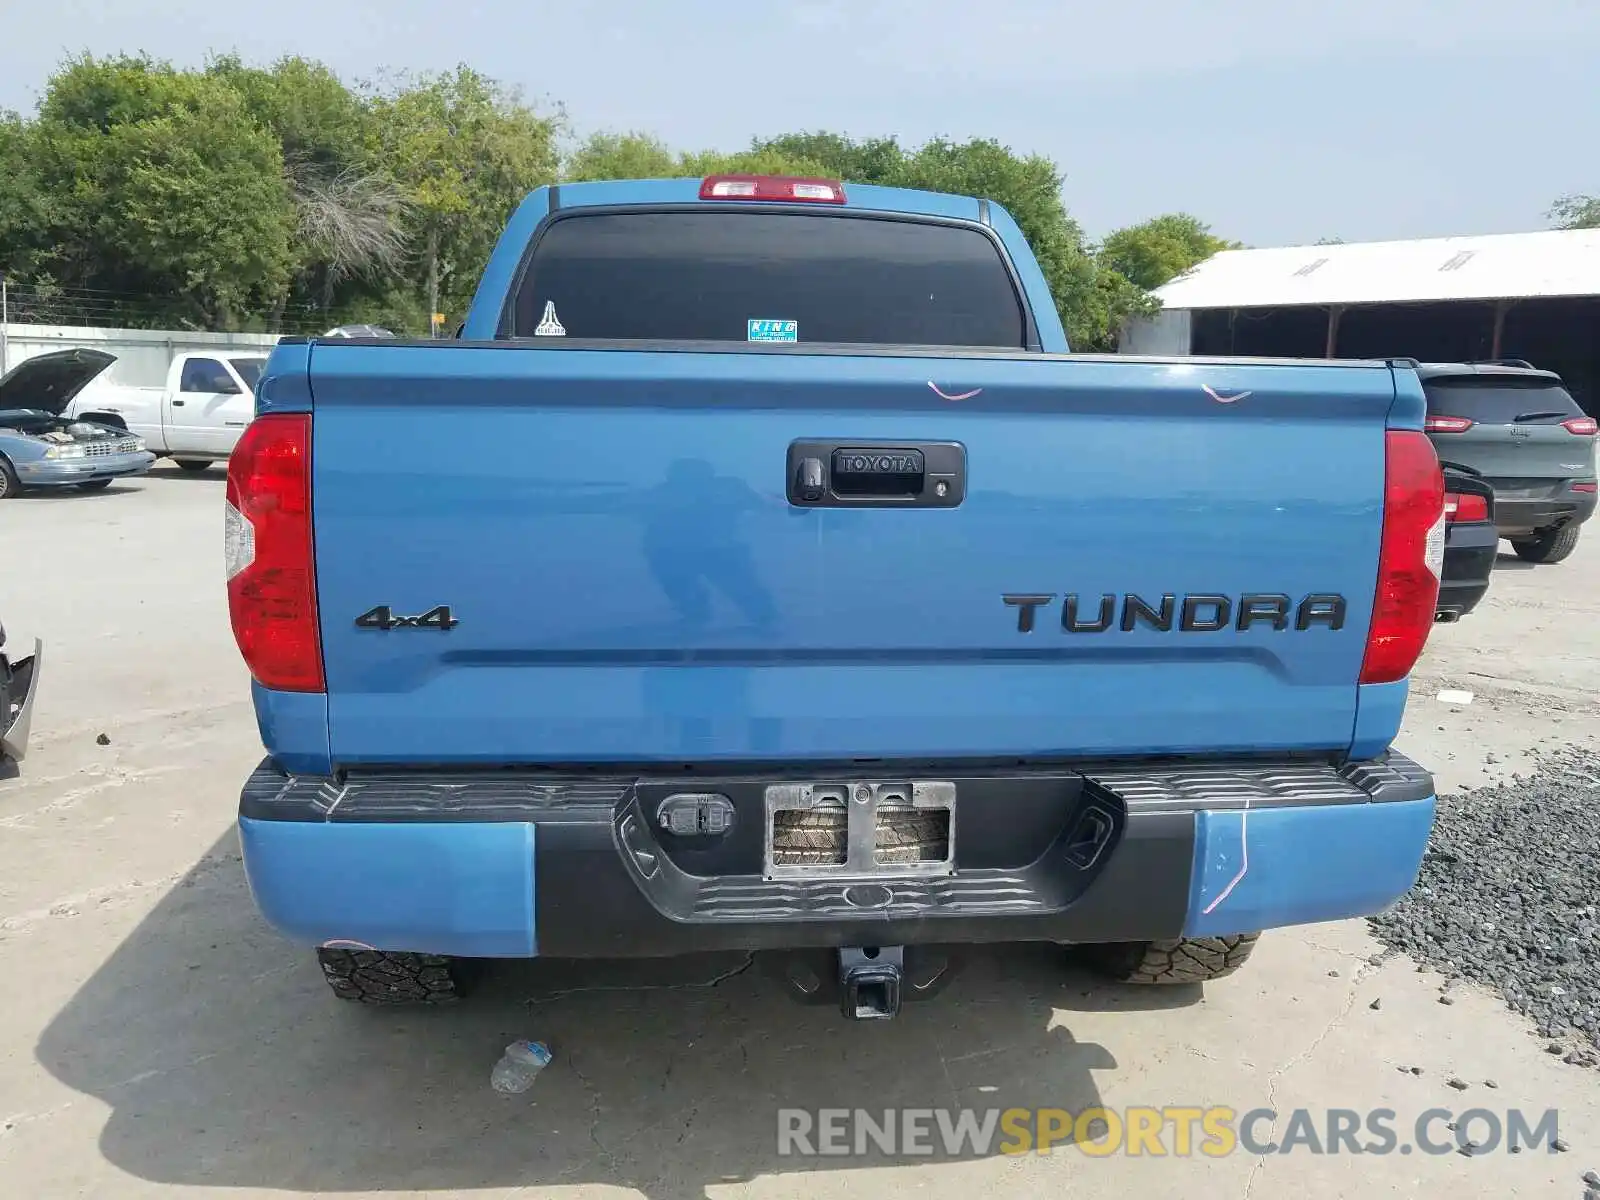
[{"left": 1, "top": 460, "right": 1596, "bottom": 1198}]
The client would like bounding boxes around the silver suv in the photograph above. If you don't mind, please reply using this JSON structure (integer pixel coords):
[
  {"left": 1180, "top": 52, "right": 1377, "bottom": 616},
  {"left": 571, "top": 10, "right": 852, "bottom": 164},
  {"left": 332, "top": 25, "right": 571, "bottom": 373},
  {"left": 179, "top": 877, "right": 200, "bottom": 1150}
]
[{"left": 1419, "top": 361, "right": 1598, "bottom": 564}]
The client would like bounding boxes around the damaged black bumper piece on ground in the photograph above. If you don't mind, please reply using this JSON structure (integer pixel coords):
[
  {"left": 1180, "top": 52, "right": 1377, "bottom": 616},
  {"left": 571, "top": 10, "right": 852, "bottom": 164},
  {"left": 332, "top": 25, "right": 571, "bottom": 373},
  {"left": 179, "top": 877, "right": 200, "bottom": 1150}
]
[{"left": 0, "top": 624, "right": 41, "bottom": 765}]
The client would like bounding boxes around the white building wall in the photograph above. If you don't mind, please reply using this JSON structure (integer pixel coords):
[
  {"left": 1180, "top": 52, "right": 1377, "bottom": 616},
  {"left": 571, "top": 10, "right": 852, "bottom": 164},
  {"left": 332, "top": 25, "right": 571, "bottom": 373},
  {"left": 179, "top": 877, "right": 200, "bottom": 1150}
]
[
  {"left": 1118, "top": 309, "right": 1192, "bottom": 355},
  {"left": 0, "top": 322, "right": 282, "bottom": 390}
]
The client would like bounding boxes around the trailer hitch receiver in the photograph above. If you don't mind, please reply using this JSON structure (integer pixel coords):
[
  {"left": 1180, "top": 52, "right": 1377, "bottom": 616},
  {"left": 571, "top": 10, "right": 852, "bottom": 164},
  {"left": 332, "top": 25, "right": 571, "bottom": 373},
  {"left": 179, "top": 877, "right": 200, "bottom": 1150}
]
[{"left": 840, "top": 946, "right": 903, "bottom": 1020}]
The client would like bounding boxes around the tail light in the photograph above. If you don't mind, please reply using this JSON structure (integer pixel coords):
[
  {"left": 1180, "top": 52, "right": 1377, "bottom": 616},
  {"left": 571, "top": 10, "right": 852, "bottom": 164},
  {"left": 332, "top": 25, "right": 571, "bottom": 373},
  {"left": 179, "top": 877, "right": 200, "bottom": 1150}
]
[
  {"left": 1443, "top": 492, "right": 1489, "bottom": 523},
  {"left": 224, "top": 414, "right": 323, "bottom": 692},
  {"left": 1360, "top": 431, "right": 1445, "bottom": 685},
  {"left": 1561, "top": 416, "right": 1598, "bottom": 436},
  {"left": 1424, "top": 415, "right": 1473, "bottom": 433},
  {"left": 1574, "top": 481, "right": 1598, "bottom": 494},
  {"left": 699, "top": 175, "right": 846, "bottom": 203}
]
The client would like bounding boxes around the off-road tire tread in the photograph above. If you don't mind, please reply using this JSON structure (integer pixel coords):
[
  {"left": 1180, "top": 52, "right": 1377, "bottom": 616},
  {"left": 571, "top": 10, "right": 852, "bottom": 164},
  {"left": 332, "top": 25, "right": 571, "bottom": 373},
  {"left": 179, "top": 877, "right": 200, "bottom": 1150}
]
[
  {"left": 873, "top": 812, "right": 951, "bottom": 862},
  {"left": 1088, "top": 933, "right": 1261, "bottom": 985},
  {"left": 316, "top": 948, "right": 463, "bottom": 1005},
  {"left": 1511, "top": 524, "right": 1580, "bottom": 564},
  {"left": 771, "top": 810, "right": 950, "bottom": 864},
  {"left": 771, "top": 810, "right": 847, "bottom": 863}
]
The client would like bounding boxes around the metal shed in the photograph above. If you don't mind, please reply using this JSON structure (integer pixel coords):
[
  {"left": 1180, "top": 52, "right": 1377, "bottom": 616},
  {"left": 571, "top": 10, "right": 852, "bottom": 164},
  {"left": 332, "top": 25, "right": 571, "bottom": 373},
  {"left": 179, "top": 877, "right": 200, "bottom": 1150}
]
[{"left": 1120, "top": 229, "right": 1600, "bottom": 414}]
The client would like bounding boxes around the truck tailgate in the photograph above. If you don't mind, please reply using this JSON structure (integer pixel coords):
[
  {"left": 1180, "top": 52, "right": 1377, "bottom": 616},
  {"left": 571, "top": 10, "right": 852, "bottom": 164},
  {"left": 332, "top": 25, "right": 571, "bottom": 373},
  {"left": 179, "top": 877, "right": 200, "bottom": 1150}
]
[{"left": 306, "top": 345, "right": 1395, "bottom": 766}]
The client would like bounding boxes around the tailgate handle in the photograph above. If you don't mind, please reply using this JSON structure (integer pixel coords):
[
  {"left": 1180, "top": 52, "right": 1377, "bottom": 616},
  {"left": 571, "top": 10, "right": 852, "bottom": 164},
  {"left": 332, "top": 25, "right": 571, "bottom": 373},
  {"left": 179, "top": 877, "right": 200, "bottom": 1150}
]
[
  {"left": 787, "top": 440, "right": 966, "bottom": 509},
  {"left": 831, "top": 449, "right": 924, "bottom": 497}
]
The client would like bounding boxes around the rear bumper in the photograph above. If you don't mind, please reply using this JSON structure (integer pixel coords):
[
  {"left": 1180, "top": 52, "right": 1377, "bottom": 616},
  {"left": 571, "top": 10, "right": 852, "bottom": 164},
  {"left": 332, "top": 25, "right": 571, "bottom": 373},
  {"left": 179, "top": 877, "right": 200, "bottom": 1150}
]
[
  {"left": 1436, "top": 519, "right": 1497, "bottom": 619},
  {"left": 1493, "top": 488, "right": 1596, "bottom": 538},
  {"left": 1, "top": 637, "right": 41, "bottom": 764},
  {"left": 238, "top": 753, "right": 1436, "bottom": 959}
]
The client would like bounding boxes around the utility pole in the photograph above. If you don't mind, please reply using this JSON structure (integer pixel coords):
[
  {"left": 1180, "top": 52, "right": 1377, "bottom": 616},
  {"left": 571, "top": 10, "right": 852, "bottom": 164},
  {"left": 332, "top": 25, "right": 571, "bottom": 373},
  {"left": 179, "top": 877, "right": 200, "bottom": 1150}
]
[
  {"left": 1325, "top": 305, "right": 1344, "bottom": 359},
  {"left": 0, "top": 274, "right": 9, "bottom": 375},
  {"left": 1490, "top": 298, "right": 1511, "bottom": 359}
]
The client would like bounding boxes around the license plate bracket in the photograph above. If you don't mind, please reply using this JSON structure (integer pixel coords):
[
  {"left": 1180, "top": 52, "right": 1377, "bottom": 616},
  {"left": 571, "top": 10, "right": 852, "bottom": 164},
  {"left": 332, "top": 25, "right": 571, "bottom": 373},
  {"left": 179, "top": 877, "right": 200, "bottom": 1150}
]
[{"left": 763, "top": 780, "right": 956, "bottom": 881}]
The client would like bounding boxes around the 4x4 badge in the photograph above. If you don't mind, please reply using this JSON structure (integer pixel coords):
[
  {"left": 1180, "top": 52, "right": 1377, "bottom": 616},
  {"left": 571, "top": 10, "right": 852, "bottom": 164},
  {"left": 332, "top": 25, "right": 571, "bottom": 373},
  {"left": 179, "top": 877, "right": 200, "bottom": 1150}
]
[{"left": 354, "top": 605, "right": 459, "bottom": 631}]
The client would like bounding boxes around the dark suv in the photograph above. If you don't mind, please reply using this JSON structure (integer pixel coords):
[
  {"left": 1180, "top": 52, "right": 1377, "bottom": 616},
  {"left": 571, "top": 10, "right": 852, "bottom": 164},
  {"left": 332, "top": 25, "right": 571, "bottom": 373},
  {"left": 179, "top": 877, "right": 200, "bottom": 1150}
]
[{"left": 1419, "top": 361, "right": 1598, "bottom": 564}]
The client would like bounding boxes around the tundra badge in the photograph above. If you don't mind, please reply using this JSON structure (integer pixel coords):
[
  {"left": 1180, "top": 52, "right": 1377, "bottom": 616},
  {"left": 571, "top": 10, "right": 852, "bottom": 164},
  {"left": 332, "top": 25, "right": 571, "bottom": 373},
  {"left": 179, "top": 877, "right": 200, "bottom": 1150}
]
[{"left": 1002, "top": 592, "right": 1348, "bottom": 634}]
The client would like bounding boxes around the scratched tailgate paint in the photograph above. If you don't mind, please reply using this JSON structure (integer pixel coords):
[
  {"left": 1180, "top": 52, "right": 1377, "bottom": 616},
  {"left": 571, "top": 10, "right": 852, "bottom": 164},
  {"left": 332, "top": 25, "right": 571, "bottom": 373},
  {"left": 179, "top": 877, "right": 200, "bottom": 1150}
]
[{"left": 304, "top": 344, "right": 1400, "bottom": 767}]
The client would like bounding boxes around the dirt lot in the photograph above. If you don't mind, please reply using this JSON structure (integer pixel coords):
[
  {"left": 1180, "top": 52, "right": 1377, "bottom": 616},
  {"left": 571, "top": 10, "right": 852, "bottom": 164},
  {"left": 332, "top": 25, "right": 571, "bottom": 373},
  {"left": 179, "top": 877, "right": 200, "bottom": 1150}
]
[{"left": 2, "top": 461, "right": 1598, "bottom": 1199}]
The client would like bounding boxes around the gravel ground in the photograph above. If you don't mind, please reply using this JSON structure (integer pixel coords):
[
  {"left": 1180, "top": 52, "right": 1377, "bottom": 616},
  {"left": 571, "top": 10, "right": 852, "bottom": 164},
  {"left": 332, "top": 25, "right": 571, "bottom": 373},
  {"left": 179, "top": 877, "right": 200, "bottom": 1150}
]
[{"left": 1369, "top": 743, "right": 1600, "bottom": 1063}]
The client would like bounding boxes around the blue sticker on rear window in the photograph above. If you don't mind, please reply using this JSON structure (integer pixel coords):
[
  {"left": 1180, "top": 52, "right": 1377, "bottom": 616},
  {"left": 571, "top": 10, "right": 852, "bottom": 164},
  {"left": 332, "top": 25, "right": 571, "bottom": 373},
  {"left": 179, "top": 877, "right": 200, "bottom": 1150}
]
[{"left": 748, "top": 319, "right": 798, "bottom": 343}]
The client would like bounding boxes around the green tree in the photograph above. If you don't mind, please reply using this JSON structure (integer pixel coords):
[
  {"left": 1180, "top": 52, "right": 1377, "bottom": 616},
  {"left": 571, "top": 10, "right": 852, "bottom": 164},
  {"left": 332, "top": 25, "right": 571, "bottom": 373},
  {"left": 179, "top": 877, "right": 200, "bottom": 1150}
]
[
  {"left": 679, "top": 146, "right": 833, "bottom": 177},
  {"left": 1548, "top": 194, "right": 1600, "bottom": 229},
  {"left": 565, "top": 131, "right": 680, "bottom": 181},
  {"left": 753, "top": 131, "right": 907, "bottom": 182},
  {"left": 208, "top": 54, "right": 368, "bottom": 173},
  {"left": 1087, "top": 214, "right": 1238, "bottom": 350},
  {"left": 1, "top": 55, "right": 565, "bottom": 334},
  {"left": 565, "top": 131, "right": 831, "bottom": 183},
  {"left": 0, "top": 114, "right": 55, "bottom": 282},
  {"left": 1097, "top": 213, "right": 1236, "bottom": 292},
  {"left": 14, "top": 55, "right": 295, "bottom": 329},
  {"left": 206, "top": 55, "right": 409, "bottom": 323},
  {"left": 1084, "top": 268, "right": 1159, "bottom": 352},
  {"left": 371, "top": 66, "right": 563, "bottom": 328}
]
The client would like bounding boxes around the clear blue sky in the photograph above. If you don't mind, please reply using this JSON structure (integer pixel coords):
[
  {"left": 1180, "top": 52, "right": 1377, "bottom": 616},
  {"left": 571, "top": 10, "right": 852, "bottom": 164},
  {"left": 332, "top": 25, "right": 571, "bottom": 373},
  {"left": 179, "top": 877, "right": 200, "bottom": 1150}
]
[{"left": 2, "top": 0, "right": 1595, "bottom": 246}]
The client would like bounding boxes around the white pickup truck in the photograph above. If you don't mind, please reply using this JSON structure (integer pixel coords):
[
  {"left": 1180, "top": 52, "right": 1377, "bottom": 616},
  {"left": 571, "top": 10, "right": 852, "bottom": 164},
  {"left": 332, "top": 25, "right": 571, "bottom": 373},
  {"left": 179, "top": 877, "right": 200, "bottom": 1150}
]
[{"left": 66, "top": 351, "right": 266, "bottom": 471}]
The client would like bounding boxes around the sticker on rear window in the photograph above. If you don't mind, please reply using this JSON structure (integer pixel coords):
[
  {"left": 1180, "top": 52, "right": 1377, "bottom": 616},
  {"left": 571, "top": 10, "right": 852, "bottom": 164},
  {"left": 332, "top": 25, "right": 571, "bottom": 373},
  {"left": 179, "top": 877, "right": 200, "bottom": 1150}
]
[
  {"left": 748, "top": 319, "right": 797, "bottom": 343},
  {"left": 534, "top": 301, "right": 566, "bottom": 337}
]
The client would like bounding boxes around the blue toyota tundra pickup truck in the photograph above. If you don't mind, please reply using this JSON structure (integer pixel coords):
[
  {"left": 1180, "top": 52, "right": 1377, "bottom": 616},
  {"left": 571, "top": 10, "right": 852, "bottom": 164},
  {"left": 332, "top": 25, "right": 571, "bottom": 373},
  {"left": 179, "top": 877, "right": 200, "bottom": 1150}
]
[{"left": 229, "top": 174, "right": 1446, "bottom": 1019}]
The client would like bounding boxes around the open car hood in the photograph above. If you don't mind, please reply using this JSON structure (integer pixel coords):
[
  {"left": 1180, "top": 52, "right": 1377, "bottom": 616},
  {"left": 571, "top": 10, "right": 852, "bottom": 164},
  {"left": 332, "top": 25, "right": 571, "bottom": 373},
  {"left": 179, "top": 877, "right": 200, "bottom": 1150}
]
[{"left": 0, "top": 348, "right": 117, "bottom": 417}]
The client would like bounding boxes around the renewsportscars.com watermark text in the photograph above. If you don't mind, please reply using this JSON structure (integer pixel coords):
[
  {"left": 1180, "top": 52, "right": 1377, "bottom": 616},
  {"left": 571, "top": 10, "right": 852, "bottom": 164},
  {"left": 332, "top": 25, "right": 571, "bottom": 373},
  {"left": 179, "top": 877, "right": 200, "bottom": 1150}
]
[{"left": 776, "top": 1106, "right": 1562, "bottom": 1158}]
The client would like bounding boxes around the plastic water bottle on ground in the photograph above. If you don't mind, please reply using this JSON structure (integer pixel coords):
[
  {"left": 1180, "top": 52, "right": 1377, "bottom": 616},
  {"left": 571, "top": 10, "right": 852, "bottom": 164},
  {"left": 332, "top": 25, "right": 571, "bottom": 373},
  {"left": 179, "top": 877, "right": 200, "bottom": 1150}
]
[{"left": 490, "top": 1040, "right": 552, "bottom": 1094}]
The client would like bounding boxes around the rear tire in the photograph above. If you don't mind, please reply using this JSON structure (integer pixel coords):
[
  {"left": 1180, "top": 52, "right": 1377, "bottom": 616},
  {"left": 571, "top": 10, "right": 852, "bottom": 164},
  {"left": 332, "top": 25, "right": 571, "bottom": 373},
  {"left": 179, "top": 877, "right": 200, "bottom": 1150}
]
[
  {"left": 1510, "top": 524, "right": 1580, "bottom": 564},
  {"left": 1084, "top": 933, "right": 1261, "bottom": 985},
  {"left": 316, "top": 947, "right": 466, "bottom": 1005},
  {"left": 174, "top": 459, "right": 213, "bottom": 473}
]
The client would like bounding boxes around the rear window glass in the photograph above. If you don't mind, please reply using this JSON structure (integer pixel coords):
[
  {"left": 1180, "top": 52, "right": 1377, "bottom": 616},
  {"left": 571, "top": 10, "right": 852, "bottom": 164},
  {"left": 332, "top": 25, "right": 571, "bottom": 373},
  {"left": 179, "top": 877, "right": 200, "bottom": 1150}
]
[
  {"left": 511, "top": 211, "right": 1027, "bottom": 348},
  {"left": 1423, "top": 377, "right": 1582, "bottom": 424}
]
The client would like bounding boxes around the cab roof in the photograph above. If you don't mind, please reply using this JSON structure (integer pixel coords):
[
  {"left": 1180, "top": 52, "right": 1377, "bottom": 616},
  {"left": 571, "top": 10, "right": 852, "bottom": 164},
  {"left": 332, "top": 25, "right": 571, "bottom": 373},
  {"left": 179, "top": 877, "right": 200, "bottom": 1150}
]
[{"left": 547, "top": 177, "right": 986, "bottom": 222}]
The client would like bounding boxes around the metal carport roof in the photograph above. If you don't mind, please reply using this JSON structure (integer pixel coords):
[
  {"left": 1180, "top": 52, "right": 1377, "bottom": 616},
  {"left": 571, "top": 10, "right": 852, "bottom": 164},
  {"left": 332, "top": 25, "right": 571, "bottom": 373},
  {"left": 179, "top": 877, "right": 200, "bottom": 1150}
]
[{"left": 1153, "top": 228, "right": 1600, "bottom": 310}]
